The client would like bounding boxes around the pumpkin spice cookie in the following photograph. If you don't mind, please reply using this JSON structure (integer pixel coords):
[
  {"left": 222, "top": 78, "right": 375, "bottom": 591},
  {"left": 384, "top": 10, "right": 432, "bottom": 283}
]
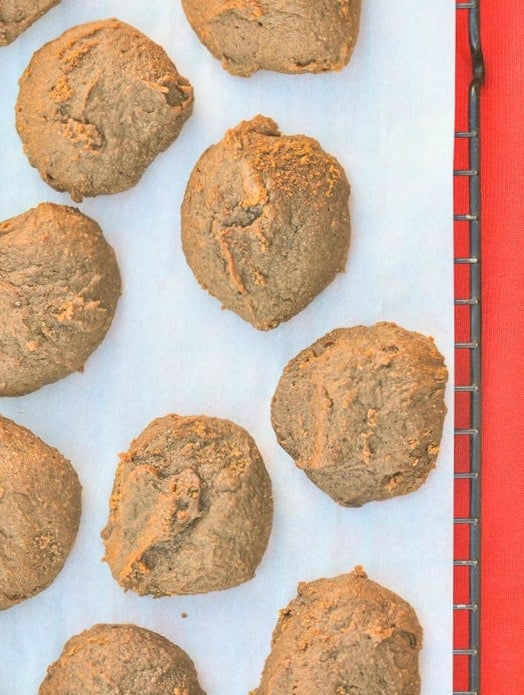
[
  {"left": 181, "top": 0, "right": 362, "bottom": 77},
  {"left": 0, "top": 202, "right": 121, "bottom": 397},
  {"left": 271, "top": 322, "right": 448, "bottom": 506},
  {"left": 16, "top": 18, "right": 194, "bottom": 201},
  {"left": 0, "top": 0, "right": 59, "bottom": 46},
  {"left": 102, "top": 414, "right": 273, "bottom": 596},
  {"left": 181, "top": 115, "right": 351, "bottom": 330},
  {"left": 0, "top": 415, "right": 81, "bottom": 611},
  {"left": 39, "top": 623, "right": 206, "bottom": 694},
  {"left": 251, "top": 567, "right": 423, "bottom": 695}
]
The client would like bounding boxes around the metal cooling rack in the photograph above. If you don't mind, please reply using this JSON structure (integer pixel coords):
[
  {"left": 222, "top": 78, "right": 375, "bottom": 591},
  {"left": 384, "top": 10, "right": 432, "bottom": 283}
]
[{"left": 453, "top": 1, "right": 484, "bottom": 694}]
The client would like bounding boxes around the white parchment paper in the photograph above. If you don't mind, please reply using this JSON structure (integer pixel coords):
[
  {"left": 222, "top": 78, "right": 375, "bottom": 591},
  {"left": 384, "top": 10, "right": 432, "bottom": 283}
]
[{"left": 0, "top": 1, "right": 455, "bottom": 693}]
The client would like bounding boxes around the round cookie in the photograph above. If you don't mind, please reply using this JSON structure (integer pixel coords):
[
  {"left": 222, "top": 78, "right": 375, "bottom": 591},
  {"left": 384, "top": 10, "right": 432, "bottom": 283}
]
[
  {"left": 102, "top": 414, "right": 273, "bottom": 596},
  {"left": 0, "top": 415, "right": 81, "bottom": 611},
  {"left": 0, "top": 202, "right": 121, "bottom": 397},
  {"left": 181, "top": 0, "right": 362, "bottom": 77},
  {"left": 16, "top": 18, "right": 194, "bottom": 202},
  {"left": 181, "top": 115, "right": 351, "bottom": 330},
  {"left": 0, "top": 0, "right": 59, "bottom": 46},
  {"left": 39, "top": 623, "right": 206, "bottom": 694},
  {"left": 251, "top": 566, "right": 423, "bottom": 695},
  {"left": 271, "top": 322, "right": 448, "bottom": 506}
]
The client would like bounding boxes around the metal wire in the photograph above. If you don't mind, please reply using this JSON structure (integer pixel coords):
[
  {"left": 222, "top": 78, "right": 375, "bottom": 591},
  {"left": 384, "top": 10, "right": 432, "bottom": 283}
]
[{"left": 453, "top": 1, "right": 484, "bottom": 693}]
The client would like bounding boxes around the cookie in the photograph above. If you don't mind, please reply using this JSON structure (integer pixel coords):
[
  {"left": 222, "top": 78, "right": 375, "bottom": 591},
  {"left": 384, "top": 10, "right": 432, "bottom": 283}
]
[
  {"left": 0, "top": 415, "right": 81, "bottom": 611},
  {"left": 102, "top": 414, "right": 273, "bottom": 596},
  {"left": 271, "top": 322, "right": 448, "bottom": 506},
  {"left": 16, "top": 18, "right": 194, "bottom": 202},
  {"left": 251, "top": 567, "right": 423, "bottom": 695},
  {"left": 181, "top": 116, "right": 351, "bottom": 330},
  {"left": 0, "top": 0, "right": 59, "bottom": 46},
  {"left": 181, "top": 0, "right": 361, "bottom": 76},
  {"left": 0, "top": 202, "right": 121, "bottom": 397},
  {"left": 39, "top": 623, "right": 206, "bottom": 694}
]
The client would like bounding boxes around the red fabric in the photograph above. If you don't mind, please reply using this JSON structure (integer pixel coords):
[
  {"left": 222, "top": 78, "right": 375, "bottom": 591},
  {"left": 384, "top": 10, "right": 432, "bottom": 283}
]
[
  {"left": 455, "top": 2, "right": 524, "bottom": 693},
  {"left": 479, "top": 3, "right": 524, "bottom": 693}
]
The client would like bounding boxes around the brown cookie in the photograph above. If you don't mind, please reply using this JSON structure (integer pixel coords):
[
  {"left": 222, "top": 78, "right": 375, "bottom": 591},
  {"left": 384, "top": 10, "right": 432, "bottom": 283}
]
[
  {"left": 16, "top": 18, "right": 194, "bottom": 202},
  {"left": 181, "top": 0, "right": 361, "bottom": 77},
  {"left": 0, "top": 415, "right": 81, "bottom": 611},
  {"left": 0, "top": 202, "right": 121, "bottom": 397},
  {"left": 0, "top": 0, "right": 59, "bottom": 46},
  {"left": 251, "top": 567, "right": 423, "bottom": 695},
  {"left": 181, "top": 116, "right": 351, "bottom": 330},
  {"left": 39, "top": 623, "right": 206, "bottom": 694},
  {"left": 102, "top": 414, "right": 273, "bottom": 596},
  {"left": 271, "top": 322, "right": 448, "bottom": 506}
]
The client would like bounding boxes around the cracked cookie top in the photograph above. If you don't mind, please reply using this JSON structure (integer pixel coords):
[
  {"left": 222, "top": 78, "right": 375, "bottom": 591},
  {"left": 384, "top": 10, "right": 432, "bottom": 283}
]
[
  {"left": 181, "top": 0, "right": 361, "bottom": 77},
  {"left": 271, "top": 322, "right": 448, "bottom": 507},
  {"left": 39, "top": 623, "right": 206, "bottom": 695},
  {"left": 0, "top": 0, "right": 60, "bottom": 46},
  {"left": 102, "top": 414, "right": 273, "bottom": 596},
  {"left": 0, "top": 202, "right": 121, "bottom": 396},
  {"left": 0, "top": 415, "right": 81, "bottom": 611},
  {"left": 181, "top": 115, "right": 351, "bottom": 330},
  {"left": 251, "top": 567, "right": 423, "bottom": 695},
  {"left": 16, "top": 18, "right": 194, "bottom": 201}
]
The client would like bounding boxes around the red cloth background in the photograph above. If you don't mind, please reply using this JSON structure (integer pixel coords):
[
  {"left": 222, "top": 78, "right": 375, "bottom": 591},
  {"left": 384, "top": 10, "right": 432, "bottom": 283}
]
[{"left": 455, "top": 2, "right": 524, "bottom": 693}]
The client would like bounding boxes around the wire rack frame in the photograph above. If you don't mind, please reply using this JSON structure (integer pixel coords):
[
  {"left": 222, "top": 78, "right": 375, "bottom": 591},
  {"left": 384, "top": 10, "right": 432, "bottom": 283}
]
[{"left": 453, "top": 1, "right": 484, "bottom": 694}]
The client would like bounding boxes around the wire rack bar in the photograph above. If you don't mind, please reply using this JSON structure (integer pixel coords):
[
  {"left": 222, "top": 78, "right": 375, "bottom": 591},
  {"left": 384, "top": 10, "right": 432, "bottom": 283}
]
[
  {"left": 454, "top": 1, "right": 484, "bottom": 693},
  {"left": 454, "top": 650, "right": 479, "bottom": 656},
  {"left": 454, "top": 214, "right": 478, "bottom": 221},
  {"left": 455, "top": 342, "right": 478, "bottom": 349}
]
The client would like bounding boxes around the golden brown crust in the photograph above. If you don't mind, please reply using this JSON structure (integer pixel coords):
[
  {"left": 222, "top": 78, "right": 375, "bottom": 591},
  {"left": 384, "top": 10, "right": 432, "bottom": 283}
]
[
  {"left": 0, "top": 202, "right": 121, "bottom": 396},
  {"left": 39, "top": 623, "right": 206, "bottom": 694},
  {"left": 181, "top": 0, "right": 361, "bottom": 76},
  {"left": 102, "top": 414, "right": 273, "bottom": 596},
  {"left": 271, "top": 322, "right": 448, "bottom": 506},
  {"left": 0, "top": 415, "right": 81, "bottom": 611},
  {"left": 181, "top": 116, "right": 351, "bottom": 330},
  {"left": 16, "top": 19, "right": 194, "bottom": 201}
]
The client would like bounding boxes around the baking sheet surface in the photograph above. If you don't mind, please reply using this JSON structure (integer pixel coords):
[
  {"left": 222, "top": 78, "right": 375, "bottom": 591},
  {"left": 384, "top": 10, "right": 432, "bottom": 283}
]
[{"left": 0, "top": 1, "right": 455, "bottom": 693}]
